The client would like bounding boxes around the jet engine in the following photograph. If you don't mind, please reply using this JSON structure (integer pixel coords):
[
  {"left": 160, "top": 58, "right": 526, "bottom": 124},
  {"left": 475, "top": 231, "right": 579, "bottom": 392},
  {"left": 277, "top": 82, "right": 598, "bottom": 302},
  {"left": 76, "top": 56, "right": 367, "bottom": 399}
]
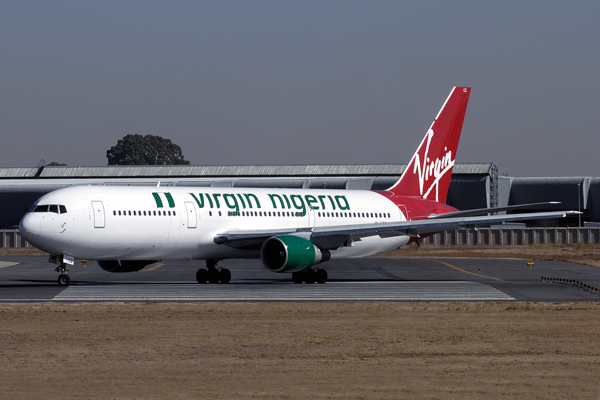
[
  {"left": 97, "top": 260, "right": 158, "bottom": 273},
  {"left": 260, "top": 236, "right": 330, "bottom": 273}
]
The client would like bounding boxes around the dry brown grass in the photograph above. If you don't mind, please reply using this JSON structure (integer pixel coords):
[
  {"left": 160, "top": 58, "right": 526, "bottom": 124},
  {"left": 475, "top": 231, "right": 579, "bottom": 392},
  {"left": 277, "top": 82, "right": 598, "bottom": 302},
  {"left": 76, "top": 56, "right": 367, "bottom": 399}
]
[
  {"left": 2, "top": 245, "right": 600, "bottom": 398},
  {"left": 1, "top": 302, "right": 600, "bottom": 399}
]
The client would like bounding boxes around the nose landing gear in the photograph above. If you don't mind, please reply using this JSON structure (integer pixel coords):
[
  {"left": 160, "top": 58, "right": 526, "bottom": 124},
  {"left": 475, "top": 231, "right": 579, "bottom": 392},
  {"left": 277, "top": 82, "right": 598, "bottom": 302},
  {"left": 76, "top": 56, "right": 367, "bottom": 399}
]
[
  {"left": 49, "top": 254, "right": 73, "bottom": 286},
  {"left": 55, "top": 264, "right": 71, "bottom": 286}
]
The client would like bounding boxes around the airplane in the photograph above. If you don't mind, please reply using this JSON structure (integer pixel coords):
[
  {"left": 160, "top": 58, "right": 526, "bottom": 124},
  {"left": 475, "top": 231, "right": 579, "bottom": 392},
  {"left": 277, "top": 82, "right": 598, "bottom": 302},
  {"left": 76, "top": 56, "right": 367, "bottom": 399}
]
[{"left": 18, "top": 87, "right": 577, "bottom": 286}]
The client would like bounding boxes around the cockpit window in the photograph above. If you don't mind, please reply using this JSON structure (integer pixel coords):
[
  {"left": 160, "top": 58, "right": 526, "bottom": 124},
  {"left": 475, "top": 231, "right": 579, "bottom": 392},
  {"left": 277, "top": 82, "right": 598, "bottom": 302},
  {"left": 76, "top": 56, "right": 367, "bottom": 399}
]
[{"left": 33, "top": 204, "right": 68, "bottom": 214}]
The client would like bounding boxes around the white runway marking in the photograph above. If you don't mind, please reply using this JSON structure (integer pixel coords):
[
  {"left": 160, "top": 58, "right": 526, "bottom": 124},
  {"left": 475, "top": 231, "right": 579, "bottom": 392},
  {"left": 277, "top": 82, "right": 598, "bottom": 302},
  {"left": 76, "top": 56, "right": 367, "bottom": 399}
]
[
  {"left": 53, "top": 281, "right": 514, "bottom": 302},
  {"left": 0, "top": 262, "right": 18, "bottom": 269}
]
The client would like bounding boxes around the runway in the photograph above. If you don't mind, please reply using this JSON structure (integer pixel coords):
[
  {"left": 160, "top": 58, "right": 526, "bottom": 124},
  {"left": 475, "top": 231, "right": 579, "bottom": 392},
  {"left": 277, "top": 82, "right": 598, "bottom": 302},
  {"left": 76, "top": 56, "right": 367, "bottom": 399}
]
[
  {"left": 1, "top": 255, "right": 599, "bottom": 302},
  {"left": 51, "top": 281, "right": 513, "bottom": 302}
]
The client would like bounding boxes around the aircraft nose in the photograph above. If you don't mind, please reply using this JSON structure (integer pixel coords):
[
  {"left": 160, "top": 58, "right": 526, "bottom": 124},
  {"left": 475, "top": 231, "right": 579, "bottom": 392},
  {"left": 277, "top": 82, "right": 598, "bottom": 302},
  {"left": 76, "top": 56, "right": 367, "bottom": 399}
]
[{"left": 19, "top": 213, "right": 41, "bottom": 241}]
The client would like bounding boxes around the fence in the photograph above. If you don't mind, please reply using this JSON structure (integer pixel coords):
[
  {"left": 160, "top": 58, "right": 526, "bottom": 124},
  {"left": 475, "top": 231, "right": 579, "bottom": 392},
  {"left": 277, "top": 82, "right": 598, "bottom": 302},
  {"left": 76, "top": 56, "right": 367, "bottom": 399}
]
[
  {"left": 1, "top": 227, "right": 600, "bottom": 249},
  {"left": 421, "top": 227, "right": 600, "bottom": 246},
  {"left": 1, "top": 230, "right": 34, "bottom": 248}
]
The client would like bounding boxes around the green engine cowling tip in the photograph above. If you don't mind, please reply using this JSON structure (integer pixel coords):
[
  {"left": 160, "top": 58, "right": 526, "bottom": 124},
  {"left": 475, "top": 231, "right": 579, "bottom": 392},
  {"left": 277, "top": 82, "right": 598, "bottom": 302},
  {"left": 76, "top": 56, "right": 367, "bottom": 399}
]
[{"left": 260, "top": 235, "right": 330, "bottom": 273}]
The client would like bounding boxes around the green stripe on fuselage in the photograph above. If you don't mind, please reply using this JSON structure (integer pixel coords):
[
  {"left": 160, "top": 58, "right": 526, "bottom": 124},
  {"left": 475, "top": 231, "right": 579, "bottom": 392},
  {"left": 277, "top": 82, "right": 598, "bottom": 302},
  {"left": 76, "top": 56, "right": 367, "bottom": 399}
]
[
  {"left": 164, "top": 192, "right": 175, "bottom": 208},
  {"left": 152, "top": 192, "right": 164, "bottom": 208}
]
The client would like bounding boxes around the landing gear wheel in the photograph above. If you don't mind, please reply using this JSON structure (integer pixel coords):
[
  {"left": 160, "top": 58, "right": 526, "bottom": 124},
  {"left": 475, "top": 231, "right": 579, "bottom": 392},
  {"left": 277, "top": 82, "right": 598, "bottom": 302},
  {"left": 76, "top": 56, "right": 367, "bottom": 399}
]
[
  {"left": 208, "top": 269, "right": 220, "bottom": 284},
  {"left": 315, "top": 268, "right": 328, "bottom": 284},
  {"left": 292, "top": 272, "right": 303, "bottom": 284},
  {"left": 58, "top": 274, "right": 71, "bottom": 286},
  {"left": 304, "top": 269, "right": 316, "bottom": 284},
  {"left": 199, "top": 260, "right": 231, "bottom": 284},
  {"left": 219, "top": 268, "right": 231, "bottom": 284},
  {"left": 196, "top": 268, "right": 208, "bottom": 284}
]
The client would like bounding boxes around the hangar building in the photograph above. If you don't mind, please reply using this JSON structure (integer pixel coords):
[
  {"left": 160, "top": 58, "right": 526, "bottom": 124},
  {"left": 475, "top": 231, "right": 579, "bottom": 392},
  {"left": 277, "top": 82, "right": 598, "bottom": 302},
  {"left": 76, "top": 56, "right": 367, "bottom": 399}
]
[{"left": 0, "top": 163, "right": 594, "bottom": 228}]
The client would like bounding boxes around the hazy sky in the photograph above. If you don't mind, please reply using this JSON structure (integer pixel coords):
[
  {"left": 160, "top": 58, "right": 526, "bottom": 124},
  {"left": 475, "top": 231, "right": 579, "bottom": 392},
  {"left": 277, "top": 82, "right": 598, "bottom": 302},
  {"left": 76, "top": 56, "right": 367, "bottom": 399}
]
[{"left": 1, "top": 1, "right": 598, "bottom": 176}]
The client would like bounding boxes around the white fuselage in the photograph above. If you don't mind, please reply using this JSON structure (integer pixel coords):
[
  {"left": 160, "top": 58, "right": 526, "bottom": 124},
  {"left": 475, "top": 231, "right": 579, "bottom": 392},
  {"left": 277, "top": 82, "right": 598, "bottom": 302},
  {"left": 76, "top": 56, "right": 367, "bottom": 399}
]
[{"left": 20, "top": 185, "right": 410, "bottom": 261}]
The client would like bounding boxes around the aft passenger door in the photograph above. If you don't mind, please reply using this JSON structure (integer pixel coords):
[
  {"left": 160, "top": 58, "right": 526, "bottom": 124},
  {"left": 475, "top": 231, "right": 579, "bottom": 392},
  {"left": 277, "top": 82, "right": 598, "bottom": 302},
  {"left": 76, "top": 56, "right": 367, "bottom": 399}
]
[{"left": 91, "top": 201, "right": 105, "bottom": 228}]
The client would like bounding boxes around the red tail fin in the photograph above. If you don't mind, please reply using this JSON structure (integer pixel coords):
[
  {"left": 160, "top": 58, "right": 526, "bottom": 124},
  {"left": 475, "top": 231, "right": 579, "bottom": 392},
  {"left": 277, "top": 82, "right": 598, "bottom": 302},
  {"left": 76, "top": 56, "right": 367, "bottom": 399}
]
[{"left": 387, "top": 87, "right": 471, "bottom": 203}]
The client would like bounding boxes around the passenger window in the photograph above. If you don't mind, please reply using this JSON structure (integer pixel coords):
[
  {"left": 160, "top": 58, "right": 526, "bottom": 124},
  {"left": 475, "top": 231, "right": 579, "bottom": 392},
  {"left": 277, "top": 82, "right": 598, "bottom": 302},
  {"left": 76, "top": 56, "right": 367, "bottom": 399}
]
[
  {"left": 113, "top": 211, "right": 116, "bottom": 216},
  {"left": 173, "top": 211, "right": 176, "bottom": 216},
  {"left": 143, "top": 211, "right": 147, "bottom": 216},
  {"left": 128, "top": 211, "right": 132, "bottom": 216},
  {"left": 118, "top": 211, "right": 122, "bottom": 216}
]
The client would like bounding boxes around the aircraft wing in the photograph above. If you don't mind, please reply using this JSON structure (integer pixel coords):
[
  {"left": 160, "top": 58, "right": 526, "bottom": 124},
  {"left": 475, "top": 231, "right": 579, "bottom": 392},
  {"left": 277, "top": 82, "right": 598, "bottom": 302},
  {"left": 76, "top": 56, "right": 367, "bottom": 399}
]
[
  {"left": 215, "top": 210, "right": 579, "bottom": 250},
  {"left": 426, "top": 202, "right": 561, "bottom": 219}
]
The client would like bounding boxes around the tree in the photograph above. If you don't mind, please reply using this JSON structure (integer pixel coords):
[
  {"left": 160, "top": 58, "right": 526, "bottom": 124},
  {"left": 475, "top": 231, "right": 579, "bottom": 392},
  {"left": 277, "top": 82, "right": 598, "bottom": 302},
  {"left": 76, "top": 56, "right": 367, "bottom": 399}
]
[{"left": 106, "top": 134, "right": 191, "bottom": 165}]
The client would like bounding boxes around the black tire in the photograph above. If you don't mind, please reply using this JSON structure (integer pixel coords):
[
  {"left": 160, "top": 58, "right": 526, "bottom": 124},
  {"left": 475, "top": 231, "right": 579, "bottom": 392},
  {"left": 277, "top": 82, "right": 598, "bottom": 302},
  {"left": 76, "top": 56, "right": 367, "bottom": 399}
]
[
  {"left": 304, "top": 269, "right": 316, "bottom": 284},
  {"left": 58, "top": 274, "right": 71, "bottom": 286},
  {"left": 292, "top": 272, "right": 304, "bottom": 284},
  {"left": 208, "top": 269, "right": 220, "bottom": 284},
  {"left": 315, "top": 269, "right": 328, "bottom": 284},
  {"left": 219, "top": 268, "right": 231, "bottom": 284},
  {"left": 196, "top": 268, "right": 208, "bottom": 284}
]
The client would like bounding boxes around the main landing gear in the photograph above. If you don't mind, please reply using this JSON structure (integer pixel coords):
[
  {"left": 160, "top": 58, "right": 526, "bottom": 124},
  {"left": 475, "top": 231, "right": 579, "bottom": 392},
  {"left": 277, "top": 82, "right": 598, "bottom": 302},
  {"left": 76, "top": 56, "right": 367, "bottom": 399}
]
[
  {"left": 196, "top": 259, "right": 231, "bottom": 284},
  {"left": 292, "top": 268, "right": 328, "bottom": 284}
]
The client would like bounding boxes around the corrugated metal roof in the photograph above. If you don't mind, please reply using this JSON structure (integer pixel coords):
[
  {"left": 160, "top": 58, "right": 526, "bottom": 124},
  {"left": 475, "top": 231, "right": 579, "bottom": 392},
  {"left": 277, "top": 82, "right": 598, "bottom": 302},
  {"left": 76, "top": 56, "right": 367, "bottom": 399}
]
[
  {"left": 511, "top": 177, "right": 590, "bottom": 186},
  {"left": 0, "top": 168, "right": 39, "bottom": 179},
  {"left": 453, "top": 163, "right": 495, "bottom": 174},
  {"left": 36, "top": 163, "right": 496, "bottom": 179}
]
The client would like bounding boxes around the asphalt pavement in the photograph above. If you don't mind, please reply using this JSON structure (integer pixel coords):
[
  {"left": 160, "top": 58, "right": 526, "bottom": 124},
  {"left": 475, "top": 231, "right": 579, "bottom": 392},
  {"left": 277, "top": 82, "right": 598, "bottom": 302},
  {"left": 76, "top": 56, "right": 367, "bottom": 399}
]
[{"left": 1, "top": 256, "right": 598, "bottom": 302}]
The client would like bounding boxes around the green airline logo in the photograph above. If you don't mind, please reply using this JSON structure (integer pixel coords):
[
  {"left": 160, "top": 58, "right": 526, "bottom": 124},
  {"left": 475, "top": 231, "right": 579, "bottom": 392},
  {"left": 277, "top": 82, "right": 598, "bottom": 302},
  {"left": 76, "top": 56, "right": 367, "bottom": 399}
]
[
  {"left": 188, "top": 192, "right": 350, "bottom": 214},
  {"left": 150, "top": 191, "right": 352, "bottom": 214}
]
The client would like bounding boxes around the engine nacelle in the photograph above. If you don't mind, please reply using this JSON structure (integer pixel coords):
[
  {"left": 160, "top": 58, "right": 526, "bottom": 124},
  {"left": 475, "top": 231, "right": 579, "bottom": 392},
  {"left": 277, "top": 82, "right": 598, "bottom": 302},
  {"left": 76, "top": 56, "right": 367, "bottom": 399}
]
[
  {"left": 260, "top": 236, "right": 330, "bottom": 273},
  {"left": 97, "top": 260, "right": 157, "bottom": 273}
]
